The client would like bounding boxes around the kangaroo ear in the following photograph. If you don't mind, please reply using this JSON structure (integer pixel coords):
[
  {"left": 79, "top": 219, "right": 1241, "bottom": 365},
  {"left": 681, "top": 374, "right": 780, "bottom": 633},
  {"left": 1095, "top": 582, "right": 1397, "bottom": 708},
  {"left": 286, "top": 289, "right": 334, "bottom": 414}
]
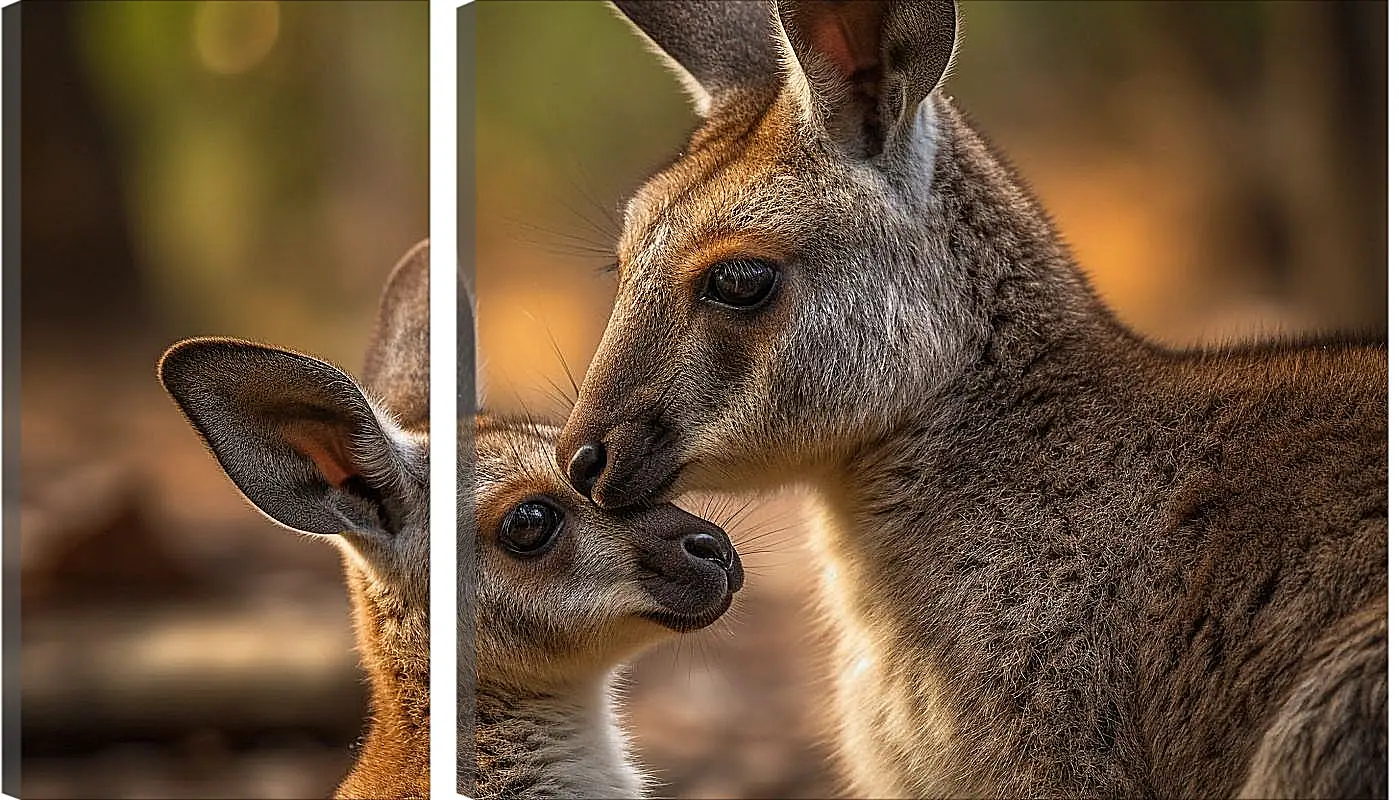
[
  {"left": 459, "top": 276, "right": 478, "bottom": 416},
  {"left": 776, "top": 0, "right": 958, "bottom": 159},
  {"left": 363, "top": 240, "right": 430, "bottom": 429},
  {"left": 159, "top": 338, "right": 421, "bottom": 538},
  {"left": 610, "top": 0, "right": 778, "bottom": 114}
]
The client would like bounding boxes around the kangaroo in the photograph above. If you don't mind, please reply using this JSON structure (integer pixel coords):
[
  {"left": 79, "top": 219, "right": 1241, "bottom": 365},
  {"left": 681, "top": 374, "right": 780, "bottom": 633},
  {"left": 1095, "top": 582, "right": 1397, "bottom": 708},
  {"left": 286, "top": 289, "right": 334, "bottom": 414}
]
[
  {"left": 556, "top": 2, "right": 1387, "bottom": 798},
  {"left": 160, "top": 241, "right": 432, "bottom": 800},
  {"left": 468, "top": 414, "right": 744, "bottom": 799}
]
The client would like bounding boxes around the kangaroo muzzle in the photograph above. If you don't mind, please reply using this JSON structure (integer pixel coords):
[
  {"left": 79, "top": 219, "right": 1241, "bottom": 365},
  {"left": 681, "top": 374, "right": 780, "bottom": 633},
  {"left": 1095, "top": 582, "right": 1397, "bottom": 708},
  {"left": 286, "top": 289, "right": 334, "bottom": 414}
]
[
  {"left": 566, "top": 440, "right": 606, "bottom": 497},
  {"left": 559, "top": 413, "right": 683, "bottom": 510},
  {"left": 631, "top": 504, "right": 744, "bottom": 633}
]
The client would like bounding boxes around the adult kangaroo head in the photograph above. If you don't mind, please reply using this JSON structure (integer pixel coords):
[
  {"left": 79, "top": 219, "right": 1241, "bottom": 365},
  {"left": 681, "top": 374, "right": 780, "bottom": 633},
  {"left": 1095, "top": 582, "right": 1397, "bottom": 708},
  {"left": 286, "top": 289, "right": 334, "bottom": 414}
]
[
  {"left": 161, "top": 241, "right": 431, "bottom": 799},
  {"left": 557, "top": 0, "right": 986, "bottom": 507},
  {"left": 558, "top": 4, "right": 1387, "bottom": 798}
]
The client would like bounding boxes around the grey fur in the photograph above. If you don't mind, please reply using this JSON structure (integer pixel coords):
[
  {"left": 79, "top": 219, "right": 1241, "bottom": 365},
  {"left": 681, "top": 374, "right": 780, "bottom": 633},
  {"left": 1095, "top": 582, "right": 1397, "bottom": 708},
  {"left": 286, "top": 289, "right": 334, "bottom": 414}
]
[
  {"left": 559, "top": 3, "right": 1387, "bottom": 797},
  {"left": 364, "top": 239, "right": 432, "bottom": 428},
  {"left": 612, "top": 0, "right": 777, "bottom": 113},
  {"left": 160, "top": 240, "right": 432, "bottom": 799}
]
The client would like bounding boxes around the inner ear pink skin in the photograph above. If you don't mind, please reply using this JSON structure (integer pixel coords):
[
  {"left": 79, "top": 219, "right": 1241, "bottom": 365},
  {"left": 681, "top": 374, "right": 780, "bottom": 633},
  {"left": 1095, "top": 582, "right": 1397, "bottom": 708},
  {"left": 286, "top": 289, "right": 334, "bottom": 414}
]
[
  {"left": 805, "top": 2, "right": 884, "bottom": 78},
  {"left": 283, "top": 422, "right": 357, "bottom": 487}
]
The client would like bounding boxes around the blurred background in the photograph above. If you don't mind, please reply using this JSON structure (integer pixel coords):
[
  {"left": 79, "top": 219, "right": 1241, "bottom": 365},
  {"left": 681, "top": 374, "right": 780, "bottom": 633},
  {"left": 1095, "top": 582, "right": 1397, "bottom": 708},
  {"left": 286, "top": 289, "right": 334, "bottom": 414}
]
[
  {"left": 472, "top": 1, "right": 1385, "bottom": 797},
  {"left": 20, "top": 1, "right": 426, "bottom": 797}
]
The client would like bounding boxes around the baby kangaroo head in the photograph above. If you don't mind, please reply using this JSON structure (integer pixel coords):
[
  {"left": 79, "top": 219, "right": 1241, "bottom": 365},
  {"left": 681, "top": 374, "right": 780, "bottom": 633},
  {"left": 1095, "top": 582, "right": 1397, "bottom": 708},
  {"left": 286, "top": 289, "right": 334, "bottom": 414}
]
[
  {"left": 158, "top": 241, "right": 432, "bottom": 656},
  {"left": 162, "top": 242, "right": 432, "bottom": 800},
  {"left": 559, "top": 0, "right": 967, "bottom": 508},
  {"left": 473, "top": 417, "right": 743, "bottom": 691}
]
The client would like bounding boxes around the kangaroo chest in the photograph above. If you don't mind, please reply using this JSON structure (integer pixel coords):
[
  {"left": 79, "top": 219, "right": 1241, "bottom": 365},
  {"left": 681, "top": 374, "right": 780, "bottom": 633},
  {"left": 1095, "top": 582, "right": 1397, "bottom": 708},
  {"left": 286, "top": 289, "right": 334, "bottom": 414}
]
[
  {"left": 805, "top": 485, "right": 1143, "bottom": 799},
  {"left": 473, "top": 684, "right": 643, "bottom": 800},
  {"left": 803, "top": 365, "right": 1386, "bottom": 798}
]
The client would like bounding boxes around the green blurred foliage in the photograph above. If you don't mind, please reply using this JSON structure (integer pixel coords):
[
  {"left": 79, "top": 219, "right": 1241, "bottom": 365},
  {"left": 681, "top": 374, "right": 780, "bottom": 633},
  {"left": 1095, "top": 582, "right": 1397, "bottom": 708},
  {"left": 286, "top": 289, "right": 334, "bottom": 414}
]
[
  {"left": 475, "top": 0, "right": 691, "bottom": 246},
  {"left": 70, "top": 0, "right": 428, "bottom": 366},
  {"left": 476, "top": 0, "right": 689, "bottom": 177}
]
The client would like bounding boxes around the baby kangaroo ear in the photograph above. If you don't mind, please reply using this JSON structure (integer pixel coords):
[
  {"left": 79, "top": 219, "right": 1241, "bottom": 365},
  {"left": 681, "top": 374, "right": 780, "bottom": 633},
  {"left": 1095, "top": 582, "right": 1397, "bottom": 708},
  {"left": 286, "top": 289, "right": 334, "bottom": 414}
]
[
  {"left": 363, "top": 239, "right": 430, "bottom": 429},
  {"left": 610, "top": 0, "right": 778, "bottom": 114},
  {"left": 159, "top": 338, "right": 416, "bottom": 538},
  {"left": 460, "top": 276, "right": 478, "bottom": 416},
  {"left": 776, "top": 0, "right": 958, "bottom": 159}
]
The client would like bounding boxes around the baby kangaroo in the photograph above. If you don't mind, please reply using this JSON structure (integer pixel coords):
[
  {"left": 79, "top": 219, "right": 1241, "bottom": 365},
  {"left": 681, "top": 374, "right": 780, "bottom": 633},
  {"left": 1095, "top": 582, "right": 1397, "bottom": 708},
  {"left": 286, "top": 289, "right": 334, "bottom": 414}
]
[
  {"left": 161, "top": 241, "right": 431, "bottom": 799},
  {"left": 558, "top": 2, "right": 1385, "bottom": 798},
  {"left": 469, "top": 415, "right": 744, "bottom": 799}
]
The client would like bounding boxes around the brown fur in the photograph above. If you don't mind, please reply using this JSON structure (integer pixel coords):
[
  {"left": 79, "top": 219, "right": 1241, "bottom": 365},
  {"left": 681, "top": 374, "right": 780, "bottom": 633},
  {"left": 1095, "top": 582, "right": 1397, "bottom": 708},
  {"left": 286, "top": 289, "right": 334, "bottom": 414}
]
[
  {"left": 161, "top": 242, "right": 432, "bottom": 799},
  {"left": 335, "top": 241, "right": 432, "bottom": 800},
  {"left": 559, "top": 3, "right": 1386, "bottom": 797},
  {"left": 334, "top": 516, "right": 429, "bottom": 800}
]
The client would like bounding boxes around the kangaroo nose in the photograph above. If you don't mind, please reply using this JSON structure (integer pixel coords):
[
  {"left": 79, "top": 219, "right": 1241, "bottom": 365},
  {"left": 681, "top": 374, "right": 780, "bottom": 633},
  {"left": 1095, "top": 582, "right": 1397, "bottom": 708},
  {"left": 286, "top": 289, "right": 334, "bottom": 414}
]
[
  {"left": 682, "top": 531, "right": 732, "bottom": 569},
  {"left": 567, "top": 441, "right": 606, "bottom": 499}
]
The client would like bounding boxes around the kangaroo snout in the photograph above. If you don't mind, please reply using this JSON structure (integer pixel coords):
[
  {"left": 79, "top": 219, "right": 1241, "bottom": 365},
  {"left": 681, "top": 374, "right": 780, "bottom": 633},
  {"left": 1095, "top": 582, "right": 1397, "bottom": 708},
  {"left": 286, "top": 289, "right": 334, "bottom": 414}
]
[
  {"left": 632, "top": 504, "right": 744, "bottom": 631},
  {"left": 680, "top": 529, "right": 743, "bottom": 594},
  {"left": 682, "top": 530, "right": 733, "bottom": 571},
  {"left": 645, "top": 505, "right": 743, "bottom": 593},
  {"left": 565, "top": 440, "right": 605, "bottom": 497},
  {"left": 558, "top": 416, "right": 681, "bottom": 509}
]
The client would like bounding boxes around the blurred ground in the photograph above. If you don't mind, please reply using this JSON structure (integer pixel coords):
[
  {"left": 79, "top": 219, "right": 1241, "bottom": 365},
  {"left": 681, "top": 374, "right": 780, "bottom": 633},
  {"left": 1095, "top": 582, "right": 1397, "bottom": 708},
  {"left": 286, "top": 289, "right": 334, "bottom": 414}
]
[{"left": 20, "top": 345, "right": 364, "bottom": 798}]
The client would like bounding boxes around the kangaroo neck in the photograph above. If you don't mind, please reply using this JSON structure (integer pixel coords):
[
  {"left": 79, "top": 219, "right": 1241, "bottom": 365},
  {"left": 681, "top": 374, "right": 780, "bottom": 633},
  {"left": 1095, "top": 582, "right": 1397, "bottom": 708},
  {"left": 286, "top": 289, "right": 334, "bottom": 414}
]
[
  {"left": 933, "top": 98, "right": 1140, "bottom": 382},
  {"left": 473, "top": 675, "right": 642, "bottom": 799},
  {"left": 339, "top": 699, "right": 430, "bottom": 800},
  {"left": 337, "top": 566, "right": 430, "bottom": 799},
  {"left": 810, "top": 97, "right": 1148, "bottom": 551}
]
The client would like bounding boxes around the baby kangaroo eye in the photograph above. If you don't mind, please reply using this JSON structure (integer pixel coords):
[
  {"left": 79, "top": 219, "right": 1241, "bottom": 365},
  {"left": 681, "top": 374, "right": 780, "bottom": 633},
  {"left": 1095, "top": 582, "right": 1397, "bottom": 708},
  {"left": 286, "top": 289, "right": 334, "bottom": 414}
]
[
  {"left": 498, "top": 500, "right": 564, "bottom": 557},
  {"left": 702, "top": 258, "right": 780, "bottom": 309}
]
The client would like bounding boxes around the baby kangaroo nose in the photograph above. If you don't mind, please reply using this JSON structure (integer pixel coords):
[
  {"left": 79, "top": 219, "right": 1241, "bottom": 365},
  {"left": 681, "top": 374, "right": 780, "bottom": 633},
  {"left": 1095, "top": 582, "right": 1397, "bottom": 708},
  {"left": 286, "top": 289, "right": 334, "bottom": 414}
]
[
  {"left": 567, "top": 441, "right": 607, "bottom": 499},
  {"left": 682, "top": 531, "right": 732, "bottom": 569}
]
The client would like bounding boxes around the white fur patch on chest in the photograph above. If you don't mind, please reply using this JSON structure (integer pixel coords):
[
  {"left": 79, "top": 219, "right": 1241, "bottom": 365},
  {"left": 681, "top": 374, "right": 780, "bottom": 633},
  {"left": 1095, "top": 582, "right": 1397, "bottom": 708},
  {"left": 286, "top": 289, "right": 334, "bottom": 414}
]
[{"left": 805, "top": 494, "right": 962, "bottom": 797}]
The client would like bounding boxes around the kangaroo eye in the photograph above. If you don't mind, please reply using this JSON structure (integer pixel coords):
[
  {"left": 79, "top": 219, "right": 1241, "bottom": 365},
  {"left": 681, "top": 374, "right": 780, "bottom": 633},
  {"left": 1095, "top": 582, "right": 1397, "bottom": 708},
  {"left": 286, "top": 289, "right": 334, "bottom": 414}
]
[
  {"left": 702, "top": 258, "right": 780, "bottom": 309},
  {"left": 498, "top": 500, "right": 564, "bottom": 557}
]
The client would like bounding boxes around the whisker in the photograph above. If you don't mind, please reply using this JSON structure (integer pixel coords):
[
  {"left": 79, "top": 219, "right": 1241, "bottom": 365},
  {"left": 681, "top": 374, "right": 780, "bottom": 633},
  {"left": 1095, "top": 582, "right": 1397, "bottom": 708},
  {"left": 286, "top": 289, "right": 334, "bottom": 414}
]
[
  {"left": 558, "top": 140, "right": 624, "bottom": 237},
  {"left": 719, "top": 498, "right": 758, "bottom": 530},
  {"left": 500, "top": 214, "right": 617, "bottom": 262},
  {"left": 536, "top": 374, "right": 576, "bottom": 416},
  {"left": 542, "top": 328, "right": 580, "bottom": 401},
  {"left": 735, "top": 524, "right": 801, "bottom": 547}
]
